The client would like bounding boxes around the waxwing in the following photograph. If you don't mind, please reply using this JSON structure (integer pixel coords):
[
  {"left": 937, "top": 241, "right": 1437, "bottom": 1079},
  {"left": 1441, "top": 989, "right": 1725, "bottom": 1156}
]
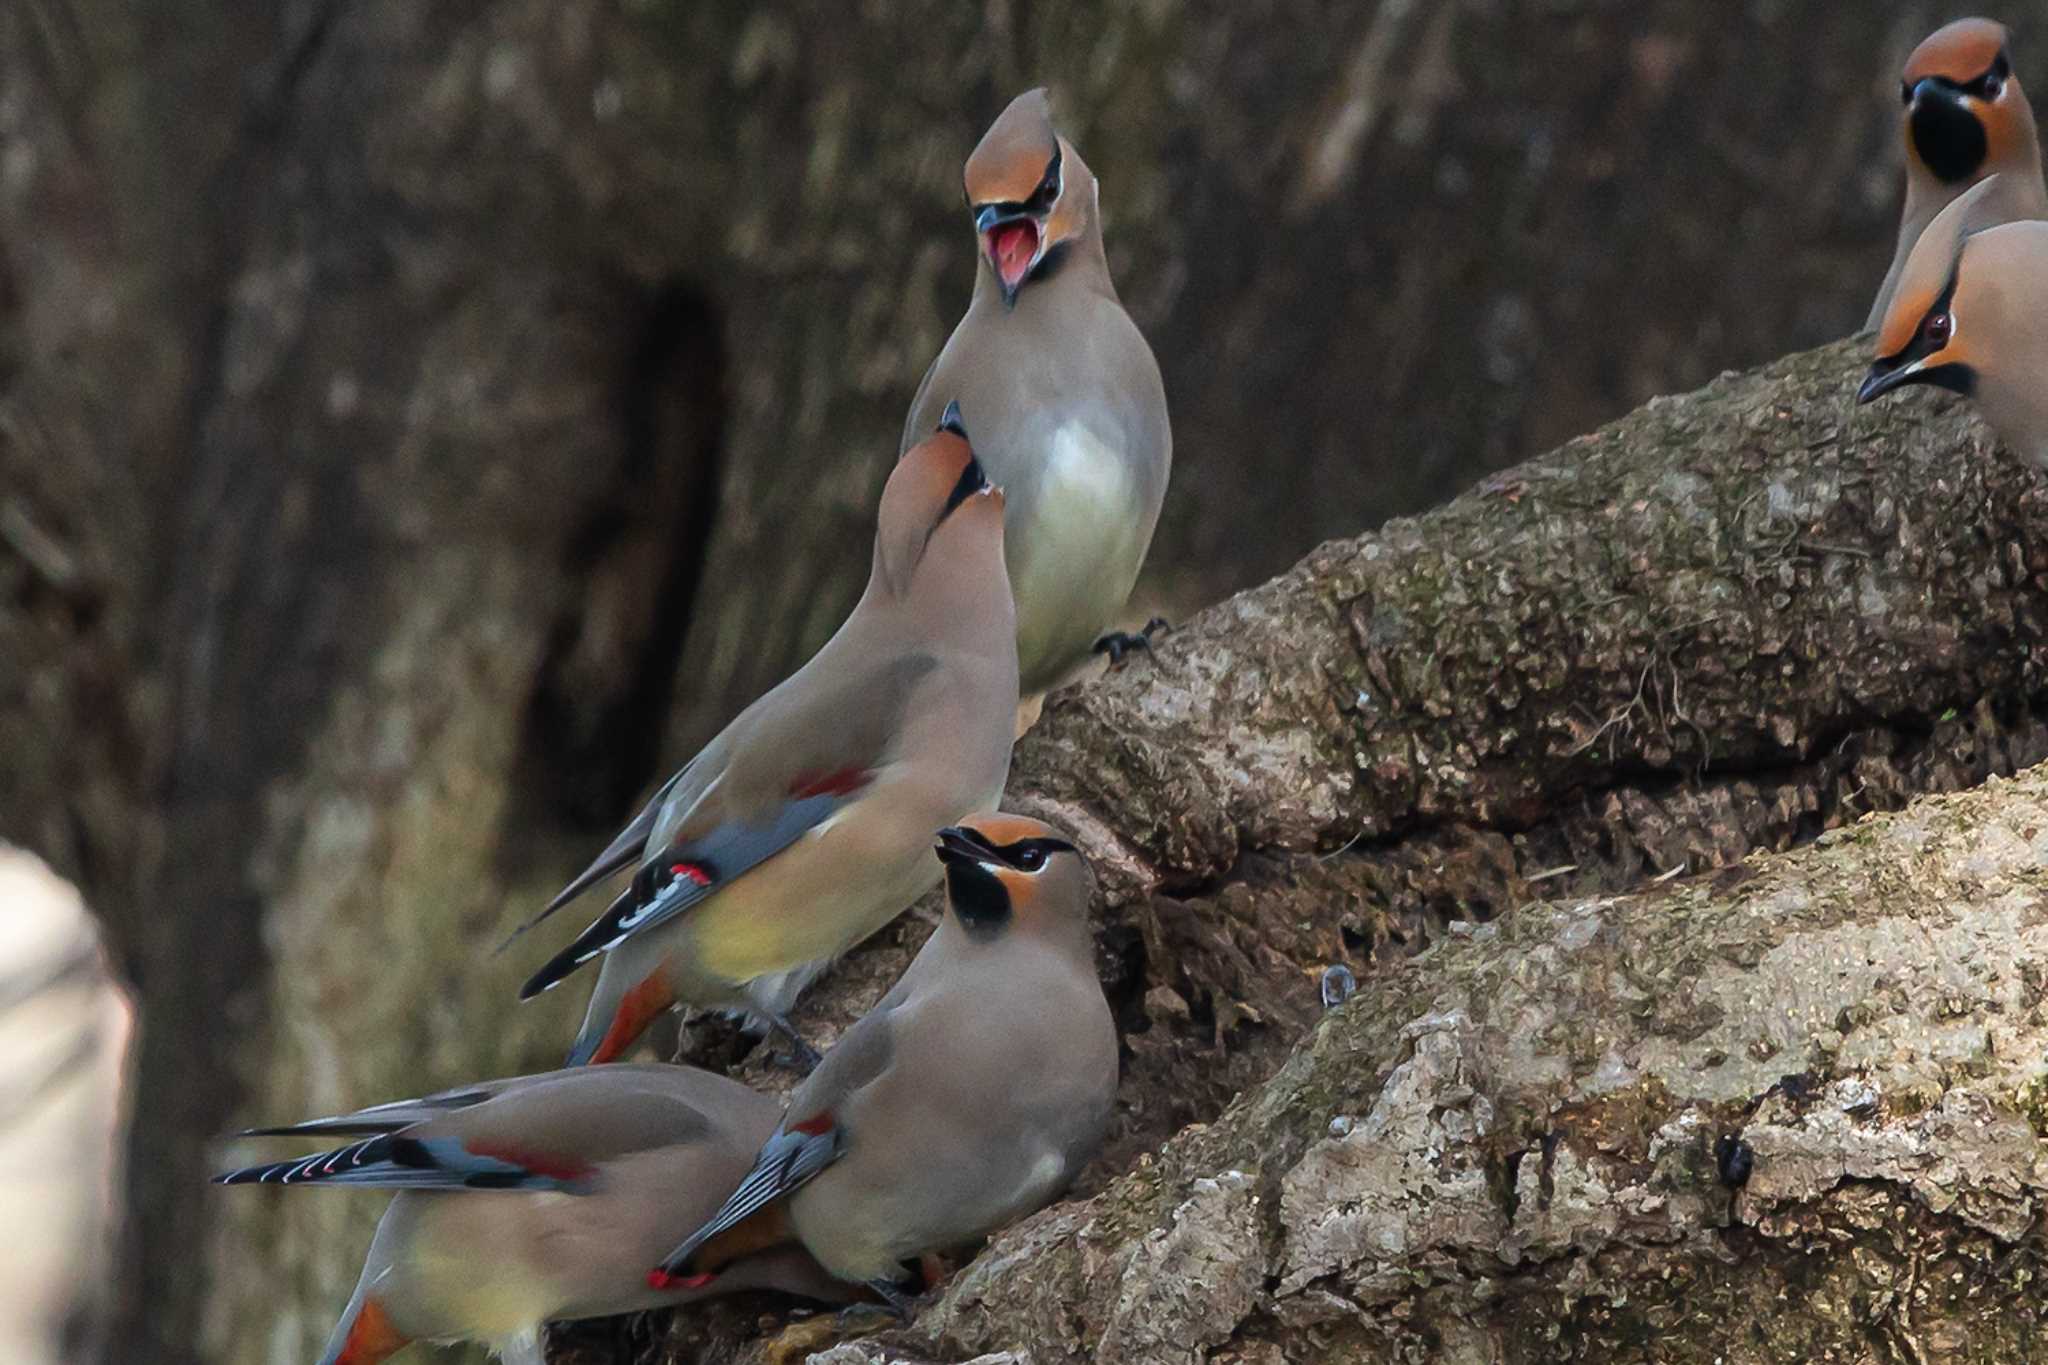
[
  {"left": 512, "top": 414, "right": 1018, "bottom": 1068},
  {"left": 652, "top": 814, "right": 1117, "bottom": 1312},
  {"left": 1860, "top": 172, "right": 2048, "bottom": 467},
  {"left": 902, "top": 88, "right": 1172, "bottom": 698},
  {"left": 214, "top": 1064, "right": 849, "bottom": 1365},
  {"left": 1866, "top": 17, "right": 2047, "bottom": 331}
]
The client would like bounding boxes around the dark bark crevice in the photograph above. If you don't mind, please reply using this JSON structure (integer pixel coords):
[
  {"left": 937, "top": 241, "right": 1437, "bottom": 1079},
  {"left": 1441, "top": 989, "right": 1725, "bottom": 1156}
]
[{"left": 514, "top": 280, "right": 730, "bottom": 835}]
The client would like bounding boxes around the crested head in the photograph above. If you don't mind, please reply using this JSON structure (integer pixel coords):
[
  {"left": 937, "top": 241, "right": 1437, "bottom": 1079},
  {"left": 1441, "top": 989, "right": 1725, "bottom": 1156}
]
[
  {"left": 962, "top": 88, "right": 1100, "bottom": 306},
  {"left": 1860, "top": 199, "right": 2048, "bottom": 466},
  {"left": 872, "top": 419, "right": 1004, "bottom": 597},
  {"left": 1865, "top": 174, "right": 2002, "bottom": 397},
  {"left": 1875, "top": 176, "right": 1993, "bottom": 359},
  {"left": 1904, "top": 18, "right": 2009, "bottom": 86},
  {"left": 1899, "top": 18, "right": 2034, "bottom": 186},
  {"left": 933, "top": 814, "right": 1088, "bottom": 942}
]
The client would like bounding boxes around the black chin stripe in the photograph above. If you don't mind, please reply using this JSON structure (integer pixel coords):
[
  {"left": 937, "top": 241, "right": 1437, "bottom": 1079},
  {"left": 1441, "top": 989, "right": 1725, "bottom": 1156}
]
[
  {"left": 939, "top": 455, "right": 988, "bottom": 521},
  {"left": 1911, "top": 87, "right": 1990, "bottom": 183},
  {"left": 1916, "top": 362, "right": 1978, "bottom": 397},
  {"left": 945, "top": 862, "right": 1013, "bottom": 939}
]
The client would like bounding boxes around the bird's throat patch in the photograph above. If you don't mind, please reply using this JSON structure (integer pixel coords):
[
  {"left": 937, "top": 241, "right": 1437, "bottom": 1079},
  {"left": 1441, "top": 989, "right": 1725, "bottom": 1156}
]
[{"left": 944, "top": 861, "right": 1013, "bottom": 939}]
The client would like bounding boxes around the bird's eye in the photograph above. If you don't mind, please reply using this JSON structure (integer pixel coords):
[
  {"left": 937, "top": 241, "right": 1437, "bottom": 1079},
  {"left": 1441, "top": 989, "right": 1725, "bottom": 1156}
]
[
  {"left": 1983, "top": 75, "right": 2005, "bottom": 99},
  {"left": 1016, "top": 846, "right": 1046, "bottom": 872},
  {"left": 1923, "top": 311, "right": 1953, "bottom": 346}
]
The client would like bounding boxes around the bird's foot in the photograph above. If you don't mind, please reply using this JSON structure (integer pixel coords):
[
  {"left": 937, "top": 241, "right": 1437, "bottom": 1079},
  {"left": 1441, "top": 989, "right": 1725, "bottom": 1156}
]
[
  {"left": 764, "top": 1012, "right": 823, "bottom": 1075},
  {"left": 1093, "top": 617, "right": 1170, "bottom": 668},
  {"left": 856, "top": 1276, "right": 920, "bottom": 1320}
]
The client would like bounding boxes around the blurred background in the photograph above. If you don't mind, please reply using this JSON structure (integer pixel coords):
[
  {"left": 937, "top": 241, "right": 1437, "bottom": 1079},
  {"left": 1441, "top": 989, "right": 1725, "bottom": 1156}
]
[{"left": 0, "top": 1, "right": 2032, "bottom": 1361}]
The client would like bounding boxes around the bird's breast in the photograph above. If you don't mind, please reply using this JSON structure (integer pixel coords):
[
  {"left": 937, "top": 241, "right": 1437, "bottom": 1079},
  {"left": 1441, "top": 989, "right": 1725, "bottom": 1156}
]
[{"left": 1002, "top": 421, "right": 1149, "bottom": 682}]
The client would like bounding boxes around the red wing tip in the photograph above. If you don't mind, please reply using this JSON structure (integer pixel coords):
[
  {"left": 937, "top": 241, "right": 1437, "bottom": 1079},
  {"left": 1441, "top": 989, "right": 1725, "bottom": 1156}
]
[
  {"left": 791, "top": 1110, "right": 835, "bottom": 1137},
  {"left": 788, "top": 768, "right": 874, "bottom": 799},
  {"left": 464, "top": 1141, "right": 592, "bottom": 1184},
  {"left": 648, "top": 1268, "right": 716, "bottom": 1292}
]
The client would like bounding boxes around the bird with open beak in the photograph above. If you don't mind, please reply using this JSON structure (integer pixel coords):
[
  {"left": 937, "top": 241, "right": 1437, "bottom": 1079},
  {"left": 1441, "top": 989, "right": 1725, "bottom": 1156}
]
[
  {"left": 1865, "top": 17, "right": 2047, "bottom": 333},
  {"left": 902, "top": 88, "right": 1172, "bottom": 703},
  {"left": 1860, "top": 172, "right": 2048, "bottom": 468}
]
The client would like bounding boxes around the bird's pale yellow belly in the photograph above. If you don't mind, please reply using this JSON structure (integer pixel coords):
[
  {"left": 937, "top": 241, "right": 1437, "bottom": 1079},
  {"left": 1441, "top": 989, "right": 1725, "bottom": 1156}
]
[{"left": 1007, "top": 423, "right": 1147, "bottom": 692}]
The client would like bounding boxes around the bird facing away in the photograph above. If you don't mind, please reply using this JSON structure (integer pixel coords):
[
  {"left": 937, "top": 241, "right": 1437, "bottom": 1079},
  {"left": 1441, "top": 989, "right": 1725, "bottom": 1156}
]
[
  {"left": 1859, "top": 173, "right": 2048, "bottom": 466},
  {"left": 902, "top": 87, "right": 1172, "bottom": 698},
  {"left": 650, "top": 813, "right": 1119, "bottom": 1312},
  {"left": 1865, "top": 17, "right": 2047, "bottom": 333},
  {"left": 213, "top": 1065, "right": 850, "bottom": 1365},
  {"left": 513, "top": 415, "right": 1019, "bottom": 1067}
]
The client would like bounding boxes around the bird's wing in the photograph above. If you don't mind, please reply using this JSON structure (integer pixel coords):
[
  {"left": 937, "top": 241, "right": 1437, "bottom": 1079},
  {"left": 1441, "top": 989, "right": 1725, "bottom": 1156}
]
[
  {"left": 497, "top": 767, "right": 689, "bottom": 950},
  {"left": 212, "top": 1128, "right": 596, "bottom": 1193},
  {"left": 514, "top": 786, "right": 863, "bottom": 1000},
  {"left": 517, "top": 653, "right": 938, "bottom": 997},
  {"left": 218, "top": 1066, "right": 757, "bottom": 1190}
]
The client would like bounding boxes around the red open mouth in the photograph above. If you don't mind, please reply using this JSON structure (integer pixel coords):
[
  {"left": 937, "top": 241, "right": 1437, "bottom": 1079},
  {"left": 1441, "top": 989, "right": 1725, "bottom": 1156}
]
[{"left": 986, "top": 219, "right": 1041, "bottom": 292}]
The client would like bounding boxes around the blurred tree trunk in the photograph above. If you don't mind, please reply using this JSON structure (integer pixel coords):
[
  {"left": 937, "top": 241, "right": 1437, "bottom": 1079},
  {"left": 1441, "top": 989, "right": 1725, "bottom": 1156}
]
[{"left": 2, "top": 1, "right": 2043, "bottom": 1362}]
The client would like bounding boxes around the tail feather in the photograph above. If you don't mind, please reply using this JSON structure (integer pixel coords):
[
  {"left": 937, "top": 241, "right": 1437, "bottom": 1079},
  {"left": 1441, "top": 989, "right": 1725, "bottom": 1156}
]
[{"left": 240, "top": 1087, "right": 499, "bottom": 1139}]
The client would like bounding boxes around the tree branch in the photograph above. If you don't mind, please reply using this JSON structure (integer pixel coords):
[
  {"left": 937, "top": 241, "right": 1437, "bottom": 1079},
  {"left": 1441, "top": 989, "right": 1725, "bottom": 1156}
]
[{"left": 635, "top": 338, "right": 2048, "bottom": 1362}]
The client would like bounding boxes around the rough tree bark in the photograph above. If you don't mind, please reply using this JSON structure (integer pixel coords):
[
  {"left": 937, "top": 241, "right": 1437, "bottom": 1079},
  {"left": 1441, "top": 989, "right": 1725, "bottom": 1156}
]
[
  {"left": 6, "top": 4, "right": 2048, "bottom": 1363},
  {"left": 548, "top": 337, "right": 2048, "bottom": 1363},
  {"left": 814, "top": 762, "right": 2048, "bottom": 1365}
]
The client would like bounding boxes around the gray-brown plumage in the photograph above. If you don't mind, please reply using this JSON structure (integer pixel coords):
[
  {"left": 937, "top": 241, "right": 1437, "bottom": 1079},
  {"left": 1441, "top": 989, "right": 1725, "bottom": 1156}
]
[
  {"left": 511, "top": 419, "right": 1018, "bottom": 1068},
  {"left": 652, "top": 813, "right": 1118, "bottom": 1310},
  {"left": 1866, "top": 17, "right": 2047, "bottom": 333},
  {"left": 1860, "top": 173, "right": 2048, "bottom": 466},
  {"left": 903, "top": 88, "right": 1171, "bottom": 696},
  {"left": 213, "top": 1064, "right": 848, "bottom": 1365}
]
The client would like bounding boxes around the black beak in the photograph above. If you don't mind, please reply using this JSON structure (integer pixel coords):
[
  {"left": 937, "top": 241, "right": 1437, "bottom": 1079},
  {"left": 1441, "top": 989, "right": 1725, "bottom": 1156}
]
[
  {"left": 935, "top": 825, "right": 998, "bottom": 868},
  {"left": 938, "top": 399, "right": 969, "bottom": 441},
  {"left": 1857, "top": 361, "right": 1909, "bottom": 404},
  {"left": 974, "top": 204, "right": 1030, "bottom": 235},
  {"left": 1858, "top": 359, "right": 1975, "bottom": 404}
]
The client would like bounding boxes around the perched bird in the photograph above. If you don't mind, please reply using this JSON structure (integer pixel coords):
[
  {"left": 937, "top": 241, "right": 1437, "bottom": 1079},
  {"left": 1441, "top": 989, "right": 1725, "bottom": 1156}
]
[
  {"left": 1866, "top": 17, "right": 2047, "bottom": 333},
  {"left": 213, "top": 1065, "right": 849, "bottom": 1365},
  {"left": 514, "top": 415, "right": 1018, "bottom": 1067},
  {"left": 651, "top": 813, "right": 1119, "bottom": 1313},
  {"left": 902, "top": 88, "right": 1172, "bottom": 697},
  {"left": 1858, "top": 173, "right": 2048, "bottom": 464}
]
